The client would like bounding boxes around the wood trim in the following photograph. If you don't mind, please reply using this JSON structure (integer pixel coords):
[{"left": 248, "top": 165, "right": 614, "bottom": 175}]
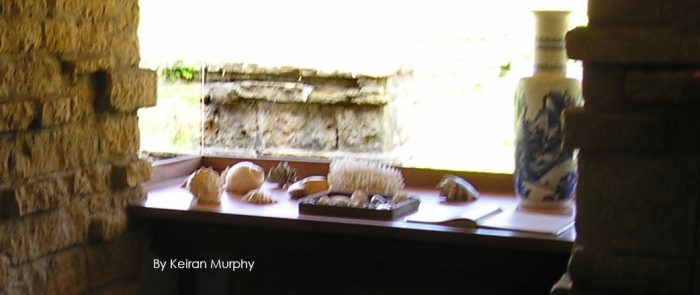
[{"left": 149, "top": 155, "right": 202, "bottom": 183}]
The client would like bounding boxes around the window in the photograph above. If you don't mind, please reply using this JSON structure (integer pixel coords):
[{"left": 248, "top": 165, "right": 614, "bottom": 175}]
[{"left": 137, "top": 0, "right": 588, "bottom": 173}]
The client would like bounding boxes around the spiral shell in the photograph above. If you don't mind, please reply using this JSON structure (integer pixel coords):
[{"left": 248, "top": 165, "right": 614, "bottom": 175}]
[
  {"left": 267, "top": 162, "right": 297, "bottom": 188},
  {"left": 436, "top": 175, "right": 479, "bottom": 202}
]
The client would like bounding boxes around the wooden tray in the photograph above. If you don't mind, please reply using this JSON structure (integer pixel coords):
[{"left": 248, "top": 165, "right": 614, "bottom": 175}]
[{"left": 298, "top": 191, "right": 420, "bottom": 220}]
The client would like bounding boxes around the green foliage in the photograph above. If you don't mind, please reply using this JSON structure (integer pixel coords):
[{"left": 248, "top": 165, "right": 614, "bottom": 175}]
[
  {"left": 498, "top": 62, "right": 512, "bottom": 78},
  {"left": 161, "top": 61, "right": 200, "bottom": 82},
  {"left": 138, "top": 82, "right": 201, "bottom": 154}
]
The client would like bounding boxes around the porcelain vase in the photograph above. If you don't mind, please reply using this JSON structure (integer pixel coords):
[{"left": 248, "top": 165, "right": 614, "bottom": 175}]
[{"left": 514, "top": 11, "right": 581, "bottom": 209}]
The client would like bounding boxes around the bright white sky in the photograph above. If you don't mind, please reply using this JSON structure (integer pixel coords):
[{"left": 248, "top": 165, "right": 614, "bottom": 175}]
[
  {"left": 137, "top": 0, "right": 587, "bottom": 172},
  {"left": 138, "top": 0, "right": 586, "bottom": 72}
]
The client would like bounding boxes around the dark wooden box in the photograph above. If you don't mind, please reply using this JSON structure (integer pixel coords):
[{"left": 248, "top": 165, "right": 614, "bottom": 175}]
[{"left": 298, "top": 191, "right": 420, "bottom": 220}]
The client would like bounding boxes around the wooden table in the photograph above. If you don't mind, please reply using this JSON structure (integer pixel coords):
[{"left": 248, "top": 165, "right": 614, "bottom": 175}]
[{"left": 130, "top": 156, "right": 575, "bottom": 294}]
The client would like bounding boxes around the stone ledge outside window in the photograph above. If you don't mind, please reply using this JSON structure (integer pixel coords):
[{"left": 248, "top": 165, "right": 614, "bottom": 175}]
[{"left": 201, "top": 63, "right": 410, "bottom": 160}]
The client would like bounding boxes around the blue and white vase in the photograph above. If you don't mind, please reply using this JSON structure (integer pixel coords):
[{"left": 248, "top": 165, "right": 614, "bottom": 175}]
[{"left": 515, "top": 11, "right": 581, "bottom": 209}]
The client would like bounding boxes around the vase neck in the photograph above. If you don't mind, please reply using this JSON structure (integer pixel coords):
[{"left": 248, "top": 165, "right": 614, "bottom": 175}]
[{"left": 533, "top": 11, "right": 570, "bottom": 76}]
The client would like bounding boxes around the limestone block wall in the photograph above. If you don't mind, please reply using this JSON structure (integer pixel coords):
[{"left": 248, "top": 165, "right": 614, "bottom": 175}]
[
  {"left": 552, "top": 0, "right": 700, "bottom": 294},
  {"left": 0, "top": 0, "right": 155, "bottom": 293},
  {"left": 203, "top": 64, "right": 408, "bottom": 158}
]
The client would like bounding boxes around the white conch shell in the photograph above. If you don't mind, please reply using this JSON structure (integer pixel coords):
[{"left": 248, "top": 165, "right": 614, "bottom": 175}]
[
  {"left": 185, "top": 167, "right": 223, "bottom": 204},
  {"left": 223, "top": 161, "right": 265, "bottom": 193}
]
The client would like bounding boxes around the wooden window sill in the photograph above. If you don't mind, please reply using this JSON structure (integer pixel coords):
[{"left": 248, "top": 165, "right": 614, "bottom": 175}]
[{"left": 129, "top": 155, "right": 575, "bottom": 254}]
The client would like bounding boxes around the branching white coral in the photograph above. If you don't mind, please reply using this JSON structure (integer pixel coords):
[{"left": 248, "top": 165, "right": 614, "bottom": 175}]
[{"left": 327, "top": 159, "right": 404, "bottom": 196}]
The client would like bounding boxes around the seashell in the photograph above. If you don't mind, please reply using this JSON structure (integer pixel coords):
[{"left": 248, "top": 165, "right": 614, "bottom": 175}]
[
  {"left": 349, "top": 190, "right": 369, "bottom": 207},
  {"left": 241, "top": 189, "right": 277, "bottom": 204},
  {"left": 327, "top": 158, "right": 404, "bottom": 196},
  {"left": 287, "top": 183, "right": 306, "bottom": 199},
  {"left": 301, "top": 176, "right": 329, "bottom": 195},
  {"left": 184, "top": 167, "right": 223, "bottom": 204},
  {"left": 316, "top": 195, "right": 331, "bottom": 206},
  {"left": 223, "top": 161, "right": 265, "bottom": 193},
  {"left": 267, "top": 162, "right": 297, "bottom": 188},
  {"left": 370, "top": 194, "right": 386, "bottom": 205},
  {"left": 436, "top": 175, "right": 479, "bottom": 202},
  {"left": 287, "top": 176, "right": 329, "bottom": 199},
  {"left": 349, "top": 200, "right": 367, "bottom": 208},
  {"left": 330, "top": 195, "right": 350, "bottom": 207},
  {"left": 348, "top": 200, "right": 366, "bottom": 208}
]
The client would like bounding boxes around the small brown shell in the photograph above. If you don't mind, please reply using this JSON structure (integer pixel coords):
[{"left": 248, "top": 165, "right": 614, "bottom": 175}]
[
  {"left": 316, "top": 195, "right": 331, "bottom": 206},
  {"left": 287, "top": 176, "right": 329, "bottom": 199},
  {"left": 436, "top": 175, "right": 479, "bottom": 202},
  {"left": 241, "top": 189, "right": 277, "bottom": 204},
  {"left": 349, "top": 190, "right": 369, "bottom": 207},
  {"left": 330, "top": 195, "right": 350, "bottom": 207},
  {"left": 267, "top": 162, "right": 297, "bottom": 188}
]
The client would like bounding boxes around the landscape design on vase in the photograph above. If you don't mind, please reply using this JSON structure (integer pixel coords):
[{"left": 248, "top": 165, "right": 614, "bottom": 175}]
[{"left": 515, "top": 90, "right": 578, "bottom": 205}]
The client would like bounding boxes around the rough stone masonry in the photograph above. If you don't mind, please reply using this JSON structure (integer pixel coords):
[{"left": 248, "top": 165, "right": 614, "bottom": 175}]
[
  {"left": 552, "top": 0, "right": 700, "bottom": 294},
  {"left": 0, "top": 0, "right": 155, "bottom": 293},
  {"left": 202, "top": 63, "right": 409, "bottom": 159}
]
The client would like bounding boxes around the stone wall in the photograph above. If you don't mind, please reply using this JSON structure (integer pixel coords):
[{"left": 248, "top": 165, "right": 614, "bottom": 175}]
[
  {"left": 0, "top": 0, "right": 155, "bottom": 293},
  {"left": 203, "top": 64, "right": 408, "bottom": 159},
  {"left": 553, "top": 1, "right": 700, "bottom": 294}
]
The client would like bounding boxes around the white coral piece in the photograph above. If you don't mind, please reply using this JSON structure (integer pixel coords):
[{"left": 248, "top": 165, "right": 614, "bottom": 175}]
[{"left": 327, "top": 159, "right": 404, "bottom": 196}]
